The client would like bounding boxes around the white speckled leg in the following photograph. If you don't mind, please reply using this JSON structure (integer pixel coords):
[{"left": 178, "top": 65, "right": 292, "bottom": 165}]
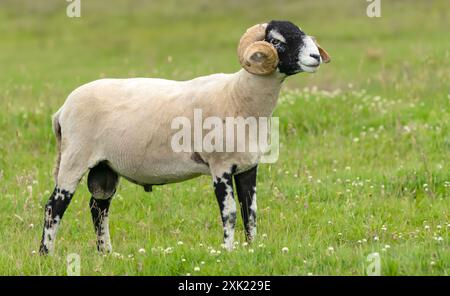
[
  {"left": 89, "top": 197, "right": 113, "bottom": 253},
  {"left": 212, "top": 165, "right": 237, "bottom": 251}
]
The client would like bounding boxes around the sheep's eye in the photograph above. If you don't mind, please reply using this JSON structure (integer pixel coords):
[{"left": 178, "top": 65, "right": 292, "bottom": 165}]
[{"left": 271, "top": 39, "right": 281, "bottom": 46}]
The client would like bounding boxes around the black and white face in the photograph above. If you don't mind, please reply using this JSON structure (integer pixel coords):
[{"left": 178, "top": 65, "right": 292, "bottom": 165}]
[{"left": 265, "top": 20, "right": 323, "bottom": 75}]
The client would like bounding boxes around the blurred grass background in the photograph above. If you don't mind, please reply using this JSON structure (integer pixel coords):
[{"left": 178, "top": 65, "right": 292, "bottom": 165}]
[{"left": 0, "top": 0, "right": 448, "bottom": 275}]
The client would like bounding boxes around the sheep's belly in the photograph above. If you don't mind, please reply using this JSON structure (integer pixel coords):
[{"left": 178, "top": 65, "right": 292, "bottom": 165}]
[{"left": 108, "top": 156, "right": 211, "bottom": 186}]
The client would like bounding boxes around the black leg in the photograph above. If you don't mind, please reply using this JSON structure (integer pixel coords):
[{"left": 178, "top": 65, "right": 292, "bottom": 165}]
[
  {"left": 213, "top": 168, "right": 237, "bottom": 250},
  {"left": 234, "top": 165, "right": 257, "bottom": 242},
  {"left": 89, "top": 197, "right": 113, "bottom": 252},
  {"left": 39, "top": 187, "right": 74, "bottom": 255}
]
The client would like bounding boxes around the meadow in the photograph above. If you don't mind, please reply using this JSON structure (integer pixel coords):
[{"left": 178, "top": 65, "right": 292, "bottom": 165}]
[{"left": 0, "top": 0, "right": 448, "bottom": 275}]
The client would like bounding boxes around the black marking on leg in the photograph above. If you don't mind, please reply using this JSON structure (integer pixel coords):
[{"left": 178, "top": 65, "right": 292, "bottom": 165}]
[
  {"left": 234, "top": 165, "right": 258, "bottom": 242},
  {"left": 89, "top": 197, "right": 112, "bottom": 252},
  {"left": 55, "top": 187, "right": 73, "bottom": 200},
  {"left": 213, "top": 167, "right": 237, "bottom": 249},
  {"left": 39, "top": 186, "right": 74, "bottom": 255},
  {"left": 231, "top": 164, "right": 238, "bottom": 175}
]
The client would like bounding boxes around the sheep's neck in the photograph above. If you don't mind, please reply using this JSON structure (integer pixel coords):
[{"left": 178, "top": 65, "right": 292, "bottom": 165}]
[{"left": 229, "top": 69, "right": 284, "bottom": 118}]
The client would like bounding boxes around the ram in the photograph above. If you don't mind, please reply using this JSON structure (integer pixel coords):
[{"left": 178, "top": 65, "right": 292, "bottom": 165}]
[{"left": 39, "top": 20, "right": 330, "bottom": 255}]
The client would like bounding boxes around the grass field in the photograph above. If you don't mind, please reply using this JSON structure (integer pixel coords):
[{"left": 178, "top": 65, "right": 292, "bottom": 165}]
[{"left": 0, "top": 0, "right": 448, "bottom": 275}]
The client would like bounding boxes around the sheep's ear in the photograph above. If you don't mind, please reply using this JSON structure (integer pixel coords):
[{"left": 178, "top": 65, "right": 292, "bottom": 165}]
[{"left": 311, "top": 36, "right": 331, "bottom": 63}]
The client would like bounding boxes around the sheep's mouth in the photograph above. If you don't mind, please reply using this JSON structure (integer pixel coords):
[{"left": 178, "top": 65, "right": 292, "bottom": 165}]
[{"left": 299, "top": 62, "right": 320, "bottom": 73}]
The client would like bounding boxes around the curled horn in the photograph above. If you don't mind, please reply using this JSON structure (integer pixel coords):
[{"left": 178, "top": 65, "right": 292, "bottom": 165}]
[{"left": 237, "top": 24, "right": 279, "bottom": 75}]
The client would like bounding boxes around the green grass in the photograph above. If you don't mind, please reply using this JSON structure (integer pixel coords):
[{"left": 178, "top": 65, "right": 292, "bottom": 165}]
[{"left": 0, "top": 0, "right": 448, "bottom": 275}]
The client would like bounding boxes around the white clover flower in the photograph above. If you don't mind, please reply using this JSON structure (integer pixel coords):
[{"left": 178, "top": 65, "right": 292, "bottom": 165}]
[
  {"left": 113, "top": 252, "right": 124, "bottom": 259},
  {"left": 248, "top": 249, "right": 254, "bottom": 253},
  {"left": 210, "top": 249, "right": 217, "bottom": 255},
  {"left": 242, "top": 242, "right": 248, "bottom": 247},
  {"left": 177, "top": 241, "right": 184, "bottom": 245},
  {"left": 216, "top": 259, "right": 221, "bottom": 263},
  {"left": 186, "top": 273, "right": 191, "bottom": 276},
  {"left": 164, "top": 247, "right": 173, "bottom": 254},
  {"left": 181, "top": 258, "right": 186, "bottom": 262},
  {"left": 424, "top": 225, "right": 430, "bottom": 230},
  {"left": 373, "top": 236, "right": 379, "bottom": 241},
  {"left": 138, "top": 248, "right": 146, "bottom": 254},
  {"left": 281, "top": 247, "right": 289, "bottom": 253},
  {"left": 194, "top": 266, "right": 200, "bottom": 272},
  {"left": 385, "top": 245, "right": 391, "bottom": 249},
  {"left": 262, "top": 233, "right": 268, "bottom": 238}
]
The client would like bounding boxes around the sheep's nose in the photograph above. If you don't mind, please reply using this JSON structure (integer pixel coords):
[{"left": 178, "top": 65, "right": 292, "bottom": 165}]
[{"left": 310, "top": 53, "right": 321, "bottom": 62}]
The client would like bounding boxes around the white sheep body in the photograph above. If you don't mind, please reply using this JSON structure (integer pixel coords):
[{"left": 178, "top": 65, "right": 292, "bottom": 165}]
[{"left": 55, "top": 69, "right": 282, "bottom": 191}]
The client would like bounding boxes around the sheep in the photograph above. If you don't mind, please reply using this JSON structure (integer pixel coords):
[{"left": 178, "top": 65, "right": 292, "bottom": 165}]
[{"left": 39, "top": 20, "right": 330, "bottom": 255}]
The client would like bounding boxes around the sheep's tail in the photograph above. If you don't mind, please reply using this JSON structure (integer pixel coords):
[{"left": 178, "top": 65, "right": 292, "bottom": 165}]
[{"left": 52, "top": 109, "right": 63, "bottom": 183}]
